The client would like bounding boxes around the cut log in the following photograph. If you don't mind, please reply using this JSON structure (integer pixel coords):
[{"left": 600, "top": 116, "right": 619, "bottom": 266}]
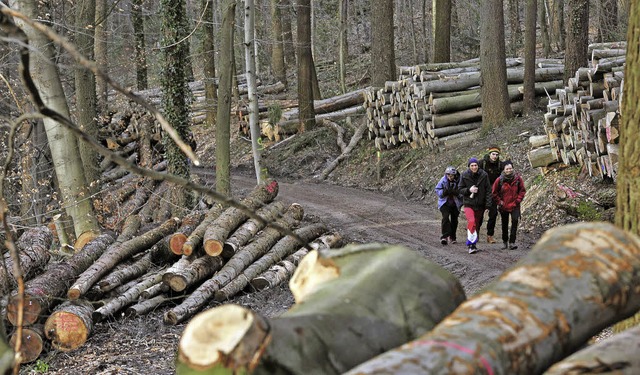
[
  {"left": 165, "top": 204, "right": 303, "bottom": 325},
  {"left": 96, "top": 252, "right": 155, "bottom": 293},
  {"left": 222, "top": 201, "right": 287, "bottom": 259},
  {"left": 44, "top": 299, "right": 94, "bottom": 352},
  {"left": 320, "top": 119, "right": 368, "bottom": 180},
  {"left": 528, "top": 145, "right": 560, "bottom": 168},
  {"left": 345, "top": 222, "right": 640, "bottom": 375},
  {"left": 125, "top": 294, "right": 171, "bottom": 317},
  {"left": 68, "top": 217, "right": 180, "bottom": 300},
  {"left": 203, "top": 180, "right": 279, "bottom": 256},
  {"left": 93, "top": 271, "right": 165, "bottom": 322},
  {"left": 1, "top": 226, "right": 53, "bottom": 295},
  {"left": 177, "top": 243, "right": 466, "bottom": 374},
  {"left": 280, "top": 88, "right": 369, "bottom": 120},
  {"left": 215, "top": 223, "right": 328, "bottom": 301},
  {"left": 168, "top": 210, "right": 206, "bottom": 255},
  {"left": 6, "top": 233, "right": 116, "bottom": 327},
  {"left": 529, "top": 134, "right": 551, "bottom": 148},
  {"left": 139, "top": 281, "right": 171, "bottom": 300},
  {"left": 182, "top": 205, "right": 225, "bottom": 256},
  {"left": 8, "top": 324, "right": 45, "bottom": 363},
  {"left": 544, "top": 325, "right": 640, "bottom": 374},
  {"left": 163, "top": 255, "right": 224, "bottom": 292}
]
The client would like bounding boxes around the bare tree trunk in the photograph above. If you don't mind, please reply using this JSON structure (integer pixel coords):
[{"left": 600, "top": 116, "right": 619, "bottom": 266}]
[
  {"left": 564, "top": 0, "right": 589, "bottom": 82},
  {"left": 95, "top": 0, "right": 109, "bottom": 114},
  {"left": 245, "top": 0, "right": 265, "bottom": 184},
  {"left": 551, "top": 0, "right": 565, "bottom": 51},
  {"left": 539, "top": 0, "right": 551, "bottom": 57},
  {"left": 132, "top": 0, "right": 148, "bottom": 90},
  {"left": 371, "top": 0, "right": 396, "bottom": 86},
  {"left": 432, "top": 0, "right": 451, "bottom": 63},
  {"left": 270, "top": 0, "right": 287, "bottom": 86},
  {"left": 523, "top": 0, "right": 537, "bottom": 114},
  {"left": 507, "top": 0, "right": 521, "bottom": 56},
  {"left": 297, "top": 0, "right": 316, "bottom": 131},
  {"left": 202, "top": 0, "right": 217, "bottom": 128},
  {"left": 280, "top": 0, "right": 296, "bottom": 66},
  {"left": 598, "top": 0, "right": 619, "bottom": 42},
  {"left": 339, "top": 0, "right": 348, "bottom": 93}
]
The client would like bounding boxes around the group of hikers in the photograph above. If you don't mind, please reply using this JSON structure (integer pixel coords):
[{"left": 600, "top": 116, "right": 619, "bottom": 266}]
[{"left": 435, "top": 146, "right": 526, "bottom": 254}]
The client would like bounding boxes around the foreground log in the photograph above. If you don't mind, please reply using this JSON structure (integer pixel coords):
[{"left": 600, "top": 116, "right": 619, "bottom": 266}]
[
  {"left": 6, "top": 233, "right": 116, "bottom": 326},
  {"left": 0, "top": 320, "right": 13, "bottom": 372},
  {"left": 68, "top": 217, "right": 180, "bottom": 299},
  {"left": 345, "top": 222, "right": 640, "bottom": 375},
  {"left": 8, "top": 324, "right": 45, "bottom": 363},
  {"left": 176, "top": 243, "right": 466, "bottom": 374},
  {"left": 0, "top": 226, "right": 52, "bottom": 295},
  {"left": 221, "top": 201, "right": 286, "bottom": 259},
  {"left": 44, "top": 299, "right": 94, "bottom": 352},
  {"left": 215, "top": 223, "right": 328, "bottom": 301},
  {"left": 165, "top": 204, "right": 303, "bottom": 325},
  {"left": 543, "top": 325, "right": 640, "bottom": 374},
  {"left": 203, "top": 180, "right": 279, "bottom": 256}
]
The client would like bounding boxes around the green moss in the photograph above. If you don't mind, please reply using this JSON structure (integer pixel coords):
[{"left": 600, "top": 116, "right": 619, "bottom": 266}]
[
  {"left": 267, "top": 104, "right": 283, "bottom": 126},
  {"left": 576, "top": 201, "right": 602, "bottom": 221}
]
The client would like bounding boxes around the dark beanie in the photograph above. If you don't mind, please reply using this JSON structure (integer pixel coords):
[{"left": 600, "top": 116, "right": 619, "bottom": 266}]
[{"left": 468, "top": 157, "right": 479, "bottom": 166}]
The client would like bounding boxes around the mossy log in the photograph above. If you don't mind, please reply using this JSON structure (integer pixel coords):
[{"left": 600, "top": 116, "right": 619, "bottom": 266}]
[
  {"left": 543, "top": 325, "right": 640, "bottom": 374},
  {"left": 0, "top": 226, "right": 52, "bottom": 295},
  {"left": 176, "top": 243, "right": 466, "bottom": 374},
  {"left": 203, "top": 180, "right": 279, "bottom": 256},
  {"left": 221, "top": 201, "right": 286, "bottom": 259},
  {"left": 44, "top": 299, "right": 94, "bottom": 352},
  {"left": 68, "top": 217, "right": 180, "bottom": 299},
  {"left": 8, "top": 324, "right": 45, "bottom": 363},
  {"left": 215, "top": 223, "right": 328, "bottom": 301},
  {"left": 165, "top": 204, "right": 303, "bottom": 325},
  {"left": 6, "top": 233, "right": 115, "bottom": 327},
  {"left": 346, "top": 222, "right": 640, "bottom": 375}
]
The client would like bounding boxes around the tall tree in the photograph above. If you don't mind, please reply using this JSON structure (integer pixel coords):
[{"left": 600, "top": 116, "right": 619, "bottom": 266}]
[
  {"left": 507, "top": 0, "right": 521, "bottom": 56},
  {"left": 614, "top": 0, "right": 640, "bottom": 332},
  {"left": 338, "top": 0, "right": 348, "bottom": 93},
  {"left": 551, "top": 0, "right": 565, "bottom": 51},
  {"left": 216, "top": 0, "right": 236, "bottom": 196},
  {"left": 297, "top": 0, "right": 315, "bottom": 131},
  {"left": 432, "top": 0, "right": 451, "bottom": 63},
  {"left": 280, "top": 0, "right": 296, "bottom": 66},
  {"left": 539, "top": 0, "right": 550, "bottom": 57},
  {"left": 480, "top": 0, "right": 513, "bottom": 127},
  {"left": 598, "top": 0, "right": 618, "bottom": 42},
  {"left": 95, "top": 0, "right": 108, "bottom": 114},
  {"left": 74, "top": 0, "right": 101, "bottom": 192},
  {"left": 13, "top": 0, "right": 99, "bottom": 239},
  {"left": 202, "top": 0, "right": 217, "bottom": 128},
  {"left": 270, "top": 0, "right": 287, "bottom": 86},
  {"left": 244, "top": 0, "right": 264, "bottom": 184},
  {"left": 523, "top": 0, "right": 537, "bottom": 114},
  {"left": 371, "top": 0, "right": 396, "bottom": 86},
  {"left": 132, "top": 0, "right": 149, "bottom": 90},
  {"left": 563, "top": 0, "right": 589, "bottom": 82},
  {"left": 160, "top": 0, "right": 192, "bottom": 213}
]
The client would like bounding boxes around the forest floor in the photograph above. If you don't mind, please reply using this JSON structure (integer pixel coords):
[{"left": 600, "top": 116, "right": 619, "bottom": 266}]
[{"left": 28, "top": 105, "right": 617, "bottom": 375}]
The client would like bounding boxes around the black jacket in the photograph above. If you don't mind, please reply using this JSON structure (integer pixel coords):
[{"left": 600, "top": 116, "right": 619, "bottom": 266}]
[
  {"left": 480, "top": 154, "right": 503, "bottom": 185},
  {"left": 458, "top": 168, "right": 492, "bottom": 209}
]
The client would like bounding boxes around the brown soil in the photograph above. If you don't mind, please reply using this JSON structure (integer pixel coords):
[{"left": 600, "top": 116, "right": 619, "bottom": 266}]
[{"left": 23, "top": 110, "right": 616, "bottom": 374}]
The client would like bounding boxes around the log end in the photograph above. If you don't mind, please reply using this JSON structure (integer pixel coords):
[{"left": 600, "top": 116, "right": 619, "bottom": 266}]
[
  {"left": 67, "top": 287, "right": 81, "bottom": 300},
  {"left": 163, "top": 310, "right": 180, "bottom": 326},
  {"left": 44, "top": 311, "right": 90, "bottom": 352},
  {"left": 204, "top": 239, "right": 223, "bottom": 257},
  {"left": 169, "top": 233, "right": 188, "bottom": 255},
  {"left": 221, "top": 242, "right": 237, "bottom": 259},
  {"left": 7, "top": 294, "right": 44, "bottom": 326},
  {"left": 166, "top": 275, "right": 188, "bottom": 293},
  {"left": 249, "top": 277, "right": 270, "bottom": 291},
  {"left": 177, "top": 304, "right": 269, "bottom": 371},
  {"left": 289, "top": 250, "right": 339, "bottom": 303},
  {"left": 9, "top": 326, "right": 45, "bottom": 363},
  {"left": 74, "top": 230, "right": 101, "bottom": 251}
]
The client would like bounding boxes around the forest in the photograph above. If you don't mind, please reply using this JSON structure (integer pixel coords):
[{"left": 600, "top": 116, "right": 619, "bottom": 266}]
[{"left": 1, "top": 0, "right": 640, "bottom": 374}]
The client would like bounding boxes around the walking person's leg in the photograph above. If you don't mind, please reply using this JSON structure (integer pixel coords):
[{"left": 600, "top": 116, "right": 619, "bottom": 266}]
[
  {"left": 509, "top": 207, "right": 521, "bottom": 249},
  {"left": 486, "top": 201, "right": 498, "bottom": 243},
  {"left": 463, "top": 207, "right": 478, "bottom": 253},
  {"left": 500, "top": 210, "right": 510, "bottom": 249},
  {"left": 450, "top": 207, "right": 459, "bottom": 243},
  {"left": 440, "top": 205, "right": 452, "bottom": 244}
]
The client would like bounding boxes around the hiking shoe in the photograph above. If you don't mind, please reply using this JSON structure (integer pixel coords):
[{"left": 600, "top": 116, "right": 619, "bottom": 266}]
[
  {"left": 441, "top": 238, "right": 448, "bottom": 245},
  {"left": 468, "top": 245, "right": 477, "bottom": 254},
  {"left": 449, "top": 237, "right": 457, "bottom": 244},
  {"left": 487, "top": 235, "right": 496, "bottom": 244},
  {"left": 509, "top": 244, "right": 518, "bottom": 250},
  {"left": 501, "top": 242, "right": 508, "bottom": 250}
]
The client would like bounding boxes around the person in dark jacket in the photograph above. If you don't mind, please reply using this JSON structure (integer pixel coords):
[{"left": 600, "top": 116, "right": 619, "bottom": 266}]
[
  {"left": 479, "top": 146, "right": 503, "bottom": 244},
  {"left": 492, "top": 161, "right": 526, "bottom": 250},
  {"left": 458, "top": 158, "right": 492, "bottom": 254},
  {"left": 435, "top": 166, "right": 463, "bottom": 245}
]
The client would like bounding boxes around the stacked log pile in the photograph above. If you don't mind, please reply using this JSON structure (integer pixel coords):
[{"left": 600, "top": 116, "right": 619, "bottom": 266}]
[
  {"left": 365, "top": 58, "right": 565, "bottom": 150},
  {"left": 527, "top": 42, "right": 626, "bottom": 180},
  {"left": 2, "top": 179, "right": 341, "bottom": 363}
]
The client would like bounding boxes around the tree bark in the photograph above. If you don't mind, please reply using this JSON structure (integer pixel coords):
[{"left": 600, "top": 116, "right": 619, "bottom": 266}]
[
  {"left": 0, "top": 226, "right": 52, "bottom": 296},
  {"left": 201, "top": 0, "right": 217, "bottom": 128},
  {"left": 165, "top": 204, "right": 303, "bottom": 325},
  {"left": 564, "top": 0, "right": 589, "bottom": 82},
  {"left": 280, "top": 0, "right": 296, "bottom": 66},
  {"left": 44, "top": 299, "right": 94, "bottom": 352},
  {"left": 523, "top": 0, "right": 537, "bottom": 114},
  {"left": 222, "top": 201, "right": 286, "bottom": 259},
  {"left": 95, "top": 0, "right": 108, "bottom": 114},
  {"left": 345, "top": 222, "right": 640, "bottom": 375},
  {"left": 132, "top": 0, "right": 148, "bottom": 90},
  {"left": 93, "top": 271, "right": 165, "bottom": 322},
  {"left": 270, "top": 0, "right": 287, "bottom": 86},
  {"left": 68, "top": 217, "right": 180, "bottom": 300},
  {"left": 297, "top": 0, "right": 316, "bottom": 132},
  {"left": 215, "top": 223, "right": 328, "bottom": 301},
  {"left": 177, "top": 243, "right": 466, "bottom": 374},
  {"left": 182, "top": 205, "right": 225, "bottom": 256},
  {"left": 163, "top": 255, "right": 224, "bottom": 292},
  {"left": 126, "top": 294, "right": 171, "bottom": 317},
  {"left": 432, "top": 0, "right": 451, "bottom": 63},
  {"left": 203, "top": 180, "right": 279, "bottom": 256}
]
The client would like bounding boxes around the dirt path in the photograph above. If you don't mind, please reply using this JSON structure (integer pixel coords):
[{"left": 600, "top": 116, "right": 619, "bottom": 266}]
[{"left": 230, "top": 172, "right": 527, "bottom": 295}]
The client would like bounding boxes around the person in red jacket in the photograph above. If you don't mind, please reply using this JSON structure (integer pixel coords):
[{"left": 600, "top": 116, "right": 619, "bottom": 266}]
[{"left": 492, "top": 161, "right": 526, "bottom": 250}]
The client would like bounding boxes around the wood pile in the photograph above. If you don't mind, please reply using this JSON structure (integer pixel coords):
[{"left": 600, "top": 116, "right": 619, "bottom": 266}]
[
  {"left": 365, "top": 58, "right": 565, "bottom": 150},
  {"left": 527, "top": 41, "right": 626, "bottom": 180},
  {"left": 3, "top": 178, "right": 341, "bottom": 363}
]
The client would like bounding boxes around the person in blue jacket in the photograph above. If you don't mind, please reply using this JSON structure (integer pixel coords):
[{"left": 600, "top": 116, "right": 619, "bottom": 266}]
[{"left": 435, "top": 166, "right": 463, "bottom": 245}]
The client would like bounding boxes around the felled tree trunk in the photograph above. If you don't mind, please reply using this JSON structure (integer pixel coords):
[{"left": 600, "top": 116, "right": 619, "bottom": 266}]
[
  {"left": 182, "top": 205, "right": 225, "bottom": 256},
  {"left": 215, "top": 223, "right": 327, "bottom": 301},
  {"left": 345, "top": 222, "right": 640, "bottom": 375},
  {"left": 163, "top": 255, "right": 224, "bottom": 292},
  {"left": 8, "top": 324, "right": 44, "bottom": 363},
  {"left": 68, "top": 217, "right": 180, "bottom": 299},
  {"left": 93, "top": 271, "right": 164, "bottom": 322},
  {"left": 165, "top": 203, "right": 302, "bottom": 325},
  {"left": 543, "top": 325, "right": 640, "bottom": 374},
  {"left": 168, "top": 210, "right": 206, "bottom": 255},
  {"left": 176, "top": 243, "right": 466, "bottom": 374},
  {"left": 222, "top": 201, "right": 286, "bottom": 259},
  {"left": 203, "top": 180, "right": 279, "bottom": 256},
  {"left": 6, "top": 233, "right": 115, "bottom": 326},
  {"left": 44, "top": 299, "right": 95, "bottom": 352},
  {"left": 126, "top": 294, "right": 171, "bottom": 317},
  {"left": 0, "top": 226, "right": 52, "bottom": 295}
]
